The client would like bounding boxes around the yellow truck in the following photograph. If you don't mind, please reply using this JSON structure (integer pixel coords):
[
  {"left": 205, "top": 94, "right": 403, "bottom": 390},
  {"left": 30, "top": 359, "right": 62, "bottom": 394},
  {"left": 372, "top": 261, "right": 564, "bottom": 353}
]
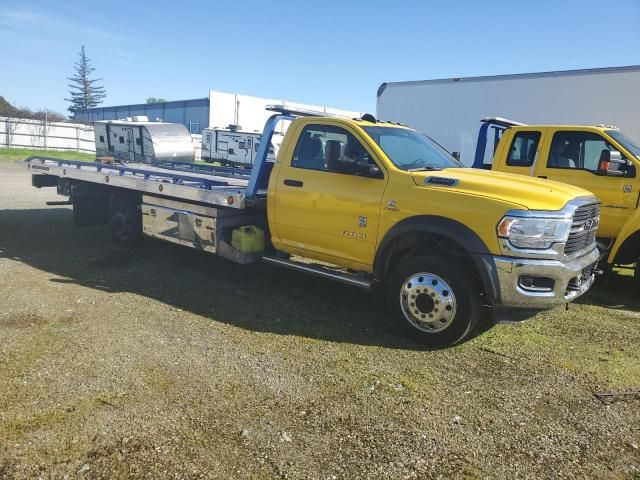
[
  {"left": 27, "top": 107, "right": 601, "bottom": 347},
  {"left": 474, "top": 118, "right": 640, "bottom": 282}
]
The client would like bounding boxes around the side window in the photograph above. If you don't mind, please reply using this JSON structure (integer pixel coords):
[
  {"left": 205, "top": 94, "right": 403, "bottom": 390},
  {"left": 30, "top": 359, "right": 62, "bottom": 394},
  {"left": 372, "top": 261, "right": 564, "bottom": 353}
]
[
  {"left": 99, "top": 135, "right": 105, "bottom": 143},
  {"left": 548, "top": 132, "right": 615, "bottom": 172},
  {"left": 506, "top": 131, "right": 541, "bottom": 167},
  {"left": 206, "top": 133, "right": 212, "bottom": 143},
  {"left": 292, "top": 124, "right": 375, "bottom": 173}
]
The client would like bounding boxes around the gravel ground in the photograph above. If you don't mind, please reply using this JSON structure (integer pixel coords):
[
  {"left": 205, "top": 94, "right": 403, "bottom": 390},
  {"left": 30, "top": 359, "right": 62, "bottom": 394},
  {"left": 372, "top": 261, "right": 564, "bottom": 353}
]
[{"left": 1, "top": 159, "right": 639, "bottom": 479}]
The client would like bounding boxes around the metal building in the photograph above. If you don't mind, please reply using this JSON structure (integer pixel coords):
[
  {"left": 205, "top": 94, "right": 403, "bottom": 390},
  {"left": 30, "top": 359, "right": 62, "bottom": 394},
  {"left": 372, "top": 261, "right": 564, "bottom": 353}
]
[
  {"left": 73, "top": 97, "right": 209, "bottom": 134},
  {"left": 74, "top": 91, "right": 360, "bottom": 135}
]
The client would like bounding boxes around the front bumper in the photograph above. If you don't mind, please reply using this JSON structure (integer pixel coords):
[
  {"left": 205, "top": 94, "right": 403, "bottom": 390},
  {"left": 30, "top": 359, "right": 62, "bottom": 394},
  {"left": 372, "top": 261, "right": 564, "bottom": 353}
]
[{"left": 493, "top": 247, "right": 600, "bottom": 309}]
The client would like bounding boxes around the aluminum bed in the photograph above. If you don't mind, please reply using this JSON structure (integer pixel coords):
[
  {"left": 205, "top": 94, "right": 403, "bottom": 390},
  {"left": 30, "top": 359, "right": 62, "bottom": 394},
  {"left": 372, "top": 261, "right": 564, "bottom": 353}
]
[{"left": 27, "top": 157, "right": 252, "bottom": 209}]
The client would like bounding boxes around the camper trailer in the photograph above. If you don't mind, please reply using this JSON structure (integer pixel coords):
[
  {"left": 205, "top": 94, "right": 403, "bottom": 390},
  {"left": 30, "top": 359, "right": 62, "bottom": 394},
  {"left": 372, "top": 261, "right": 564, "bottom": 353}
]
[
  {"left": 94, "top": 117, "right": 195, "bottom": 164},
  {"left": 201, "top": 126, "right": 280, "bottom": 167}
]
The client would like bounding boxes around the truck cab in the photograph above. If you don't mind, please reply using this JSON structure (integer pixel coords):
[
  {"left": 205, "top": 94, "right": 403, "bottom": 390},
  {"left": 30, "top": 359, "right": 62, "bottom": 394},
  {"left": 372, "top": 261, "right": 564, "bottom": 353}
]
[
  {"left": 263, "top": 113, "right": 600, "bottom": 345},
  {"left": 474, "top": 118, "right": 640, "bottom": 280}
]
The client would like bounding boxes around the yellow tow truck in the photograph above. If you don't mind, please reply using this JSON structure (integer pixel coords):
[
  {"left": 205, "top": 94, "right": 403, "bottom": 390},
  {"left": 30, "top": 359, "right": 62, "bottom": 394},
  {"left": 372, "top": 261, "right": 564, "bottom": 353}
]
[
  {"left": 28, "top": 107, "right": 601, "bottom": 346},
  {"left": 475, "top": 117, "right": 640, "bottom": 282}
]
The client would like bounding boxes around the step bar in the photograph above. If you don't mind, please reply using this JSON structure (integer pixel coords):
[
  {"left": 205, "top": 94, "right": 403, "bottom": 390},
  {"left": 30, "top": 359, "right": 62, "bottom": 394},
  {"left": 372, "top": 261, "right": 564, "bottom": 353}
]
[{"left": 262, "top": 255, "right": 373, "bottom": 290}]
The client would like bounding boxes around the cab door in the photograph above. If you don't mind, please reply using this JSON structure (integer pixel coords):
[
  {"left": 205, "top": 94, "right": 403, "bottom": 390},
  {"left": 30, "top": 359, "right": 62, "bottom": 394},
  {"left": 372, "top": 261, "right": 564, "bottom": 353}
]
[
  {"left": 494, "top": 129, "right": 544, "bottom": 176},
  {"left": 533, "top": 129, "right": 638, "bottom": 238},
  {"left": 271, "top": 121, "right": 388, "bottom": 269}
]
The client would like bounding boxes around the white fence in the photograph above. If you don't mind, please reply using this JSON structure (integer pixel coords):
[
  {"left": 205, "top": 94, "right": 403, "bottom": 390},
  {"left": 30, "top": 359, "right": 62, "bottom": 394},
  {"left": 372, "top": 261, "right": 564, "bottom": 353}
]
[
  {"left": 0, "top": 117, "right": 205, "bottom": 160},
  {"left": 0, "top": 116, "right": 95, "bottom": 153}
]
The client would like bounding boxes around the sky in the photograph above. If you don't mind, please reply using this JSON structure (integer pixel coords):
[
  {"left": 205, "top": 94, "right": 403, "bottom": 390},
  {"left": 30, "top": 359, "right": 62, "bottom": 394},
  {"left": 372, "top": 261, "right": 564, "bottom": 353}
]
[{"left": 1, "top": 0, "right": 639, "bottom": 116}]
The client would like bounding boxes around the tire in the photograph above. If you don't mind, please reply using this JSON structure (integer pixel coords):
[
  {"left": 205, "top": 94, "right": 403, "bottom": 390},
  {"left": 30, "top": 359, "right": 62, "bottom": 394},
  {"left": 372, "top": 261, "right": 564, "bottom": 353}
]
[
  {"left": 386, "top": 255, "right": 481, "bottom": 347},
  {"left": 109, "top": 193, "right": 142, "bottom": 247},
  {"left": 634, "top": 259, "right": 640, "bottom": 286}
]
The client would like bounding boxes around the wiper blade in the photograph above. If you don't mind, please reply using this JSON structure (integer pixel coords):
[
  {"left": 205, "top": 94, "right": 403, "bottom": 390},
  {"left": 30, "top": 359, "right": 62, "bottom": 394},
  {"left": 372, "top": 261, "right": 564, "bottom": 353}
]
[{"left": 407, "top": 166, "right": 442, "bottom": 172}]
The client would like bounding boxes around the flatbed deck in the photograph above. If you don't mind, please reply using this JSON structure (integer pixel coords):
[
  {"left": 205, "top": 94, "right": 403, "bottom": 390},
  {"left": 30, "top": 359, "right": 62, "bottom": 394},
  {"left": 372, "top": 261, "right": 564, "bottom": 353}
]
[{"left": 27, "top": 157, "right": 251, "bottom": 209}]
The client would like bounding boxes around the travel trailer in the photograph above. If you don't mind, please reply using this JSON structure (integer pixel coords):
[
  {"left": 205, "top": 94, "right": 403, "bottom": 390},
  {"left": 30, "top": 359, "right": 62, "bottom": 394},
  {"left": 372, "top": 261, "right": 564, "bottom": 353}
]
[
  {"left": 201, "top": 126, "right": 280, "bottom": 167},
  {"left": 94, "top": 117, "right": 195, "bottom": 164}
]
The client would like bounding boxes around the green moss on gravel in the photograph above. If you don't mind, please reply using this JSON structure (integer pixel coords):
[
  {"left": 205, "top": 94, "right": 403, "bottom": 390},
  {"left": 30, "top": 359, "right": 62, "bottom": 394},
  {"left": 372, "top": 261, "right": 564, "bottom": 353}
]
[{"left": 468, "top": 302, "right": 640, "bottom": 389}]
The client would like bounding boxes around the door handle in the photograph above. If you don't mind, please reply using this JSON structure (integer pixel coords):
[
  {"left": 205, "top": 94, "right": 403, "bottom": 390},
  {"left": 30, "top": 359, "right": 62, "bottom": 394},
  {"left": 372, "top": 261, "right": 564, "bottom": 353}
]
[
  {"left": 537, "top": 175, "right": 547, "bottom": 179},
  {"left": 284, "top": 179, "right": 303, "bottom": 187}
]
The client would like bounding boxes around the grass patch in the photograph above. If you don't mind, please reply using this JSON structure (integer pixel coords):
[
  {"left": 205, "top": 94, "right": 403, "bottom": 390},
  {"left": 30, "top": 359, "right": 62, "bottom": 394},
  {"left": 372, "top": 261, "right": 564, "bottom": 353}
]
[{"left": 0, "top": 148, "right": 94, "bottom": 163}]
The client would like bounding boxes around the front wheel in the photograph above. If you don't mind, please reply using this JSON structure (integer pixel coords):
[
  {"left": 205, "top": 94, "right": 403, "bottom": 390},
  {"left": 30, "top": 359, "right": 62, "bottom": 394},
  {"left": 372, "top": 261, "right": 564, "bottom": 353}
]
[{"left": 386, "top": 255, "right": 480, "bottom": 347}]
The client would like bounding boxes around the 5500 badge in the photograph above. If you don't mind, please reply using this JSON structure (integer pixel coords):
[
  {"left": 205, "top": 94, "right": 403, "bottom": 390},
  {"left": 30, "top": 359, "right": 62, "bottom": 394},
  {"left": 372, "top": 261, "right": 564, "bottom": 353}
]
[{"left": 342, "top": 230, "right": 367, "bottom": 240}]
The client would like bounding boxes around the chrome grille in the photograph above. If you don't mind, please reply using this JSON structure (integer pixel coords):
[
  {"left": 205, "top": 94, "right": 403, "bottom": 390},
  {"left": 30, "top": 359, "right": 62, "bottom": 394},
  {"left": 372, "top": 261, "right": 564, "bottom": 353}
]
[{"left": 565, "top": 203, "right": 600, "bottom": 255}]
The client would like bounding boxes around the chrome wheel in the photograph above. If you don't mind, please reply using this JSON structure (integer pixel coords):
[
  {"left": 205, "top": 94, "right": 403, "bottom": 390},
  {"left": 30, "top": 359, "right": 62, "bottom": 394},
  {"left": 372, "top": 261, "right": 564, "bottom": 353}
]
[{"left": 399, "top": 273, "right": 457, "bottom": 333}]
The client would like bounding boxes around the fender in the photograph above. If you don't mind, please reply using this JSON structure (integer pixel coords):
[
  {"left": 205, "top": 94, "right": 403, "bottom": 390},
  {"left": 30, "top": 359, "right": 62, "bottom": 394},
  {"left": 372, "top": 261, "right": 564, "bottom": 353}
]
[
  {"left": 607, "top": 207, "right": 640, "bottom": 264},
  {"left": 374, "top": 215, "right": 500, "bottom": 302}
]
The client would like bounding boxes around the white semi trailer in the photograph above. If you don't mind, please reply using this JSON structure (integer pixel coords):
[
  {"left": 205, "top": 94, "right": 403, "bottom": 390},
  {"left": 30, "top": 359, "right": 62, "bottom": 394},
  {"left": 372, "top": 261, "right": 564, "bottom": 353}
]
[{"left": 376, "top": 65, "right": 640, "bottom": 166}]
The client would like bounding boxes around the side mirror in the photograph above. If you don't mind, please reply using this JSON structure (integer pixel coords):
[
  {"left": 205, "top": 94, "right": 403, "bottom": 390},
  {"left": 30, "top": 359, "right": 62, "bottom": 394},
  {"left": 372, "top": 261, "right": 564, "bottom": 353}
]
[
  {"left": 598, "top": 150, "right": 627, "bottom": 176},
  {"left": 367, "top": 164, "right": 383, "bottom": 178}
]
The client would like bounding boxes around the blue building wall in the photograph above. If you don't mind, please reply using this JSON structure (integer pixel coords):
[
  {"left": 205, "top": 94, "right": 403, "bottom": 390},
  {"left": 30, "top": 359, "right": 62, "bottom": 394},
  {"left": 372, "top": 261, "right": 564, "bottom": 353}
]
[{"left": 73, "top": 98, "right": 209, "bottom": 133}]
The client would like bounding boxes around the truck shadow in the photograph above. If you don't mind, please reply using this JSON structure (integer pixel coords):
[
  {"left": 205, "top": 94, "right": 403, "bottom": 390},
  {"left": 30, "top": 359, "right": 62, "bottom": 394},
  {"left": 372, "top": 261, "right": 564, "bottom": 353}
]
[
  {"left": 577, "top": 273, "right": 640, "bottom": 312},
  {"left": 2, "top": 208, "right": 636, "bottom": 349},
  {"left": 1, "top": 208, "right": 410, "bottom": 348}
]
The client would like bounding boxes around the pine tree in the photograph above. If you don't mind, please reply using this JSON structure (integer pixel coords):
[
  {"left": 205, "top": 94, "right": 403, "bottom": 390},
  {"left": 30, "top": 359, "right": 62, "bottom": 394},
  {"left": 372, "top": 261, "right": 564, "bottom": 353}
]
[{"left": 65, "top": 46, "right": 106, "bottom": 112}]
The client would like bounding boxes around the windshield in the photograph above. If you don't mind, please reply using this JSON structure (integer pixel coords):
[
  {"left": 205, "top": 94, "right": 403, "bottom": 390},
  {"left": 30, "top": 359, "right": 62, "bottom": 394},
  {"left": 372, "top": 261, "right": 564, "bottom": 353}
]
[
  {"left": 606, "top": 130, "right": 640, "bottom": 158},
  {"left": 362, "top": 126, "right": 462, "bottom": 171}
]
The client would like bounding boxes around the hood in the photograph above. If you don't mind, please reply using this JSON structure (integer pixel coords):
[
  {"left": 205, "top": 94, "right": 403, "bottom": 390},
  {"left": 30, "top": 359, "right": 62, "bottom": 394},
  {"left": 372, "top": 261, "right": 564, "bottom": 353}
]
[{"left": 411, "top": 167, "right": 595, "bottom": 211}]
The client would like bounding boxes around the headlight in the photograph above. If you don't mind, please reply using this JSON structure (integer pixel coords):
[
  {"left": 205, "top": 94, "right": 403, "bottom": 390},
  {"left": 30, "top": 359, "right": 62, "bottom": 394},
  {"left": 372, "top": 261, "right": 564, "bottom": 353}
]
[{"left": 497, "top": 216, "right": 572, "bottom": 249}]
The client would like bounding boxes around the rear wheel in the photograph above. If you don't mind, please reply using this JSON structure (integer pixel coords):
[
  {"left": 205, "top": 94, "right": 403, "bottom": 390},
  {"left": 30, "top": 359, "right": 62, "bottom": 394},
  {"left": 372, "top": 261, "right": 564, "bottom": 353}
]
[
  {"left": 386, "top": 255, "right": 480, "bottom": 347},
  {"left": 634, "top": 258, "right": 640, "bottom": 286},
  {"left": 109, "top": 193, "right": 142, "bottom": 247}
]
